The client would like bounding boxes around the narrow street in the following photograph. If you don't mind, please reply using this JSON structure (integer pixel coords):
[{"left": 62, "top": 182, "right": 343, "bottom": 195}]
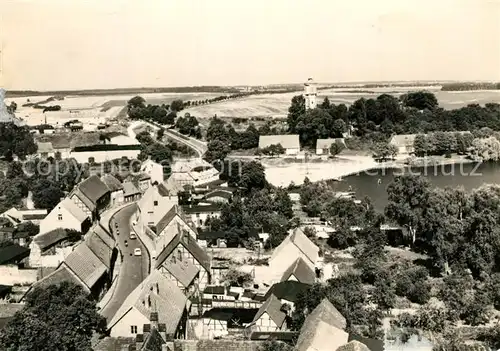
[{"left": 100, "top": 204, "right": 149, "bottom": 322}]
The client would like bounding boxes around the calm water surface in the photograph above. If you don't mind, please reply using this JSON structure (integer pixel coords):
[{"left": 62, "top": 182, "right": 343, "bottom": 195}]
[{"left": 333, "top": 162, "right": 500, "bottom": 212}]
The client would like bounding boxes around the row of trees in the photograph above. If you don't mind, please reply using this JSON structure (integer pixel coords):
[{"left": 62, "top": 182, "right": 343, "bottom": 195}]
[
  {"left": 413, "top": 131, "right": 474, "bottom": 156},
  {"left": 135, "top": 130, "right": 173, "bottom": 164},
  {"left": 127, "top": 96, "right": 180, "bottom": 125}
]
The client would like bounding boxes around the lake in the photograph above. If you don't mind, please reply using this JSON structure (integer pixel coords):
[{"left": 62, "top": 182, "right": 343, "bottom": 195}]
[{"left": 333, "top": 162, "right": 500, "bottom": 212}]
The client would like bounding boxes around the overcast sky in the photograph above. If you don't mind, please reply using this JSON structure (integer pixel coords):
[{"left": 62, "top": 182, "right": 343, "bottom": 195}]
[{"left": 1, "top": 0, "right": 500, "bottom": 90}]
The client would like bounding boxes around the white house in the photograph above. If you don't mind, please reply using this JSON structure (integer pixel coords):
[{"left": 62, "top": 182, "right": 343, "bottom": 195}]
[
  {"left": 250, "top": 294, "right": 287, "bottom": 332},
  {"left": 135, "top": 184, "right": 178, "bottom": 233},
  {"left": 100, "top": 174, "right": 124, "bottom": 206},
  {"left": 140, "top": 159, "right": 165, "bottom": 185},
  {"left": 389, "top": 134, "right": 417, "bottom": 155},
  {"left": 259, "top": 135, "right": 300, "bottom": 155},
  {"left": 181, "top": 203, "right": 222, "bottom": 228},
  {"left": 36, "top": 142, "right": 56, "bottom": 159},
  {"left": 39, "top": 198, "right": 91, "bottom": 235},
  {"left": 1, "top": 208, "right": 47, "bottom": 225},
  {"left": 107, "top": 270, "right": 189, "bottom": 338},
  {"left": 315, "top": 138, "right": 346, "bottom": 155}
]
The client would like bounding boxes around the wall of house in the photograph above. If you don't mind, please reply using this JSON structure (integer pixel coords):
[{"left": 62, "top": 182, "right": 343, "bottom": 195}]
[
  {"left": 29, "top": 244, "right": 73, "bottom": 268},
  {"left": 187, "top": 211, "right": 221, "bottom": 228},
  {"left": 109, "top": 308, "right": 150, "bottom": 337},
  {"left": 202, "top": 318, "right": 228, "bottom": 338},
  {"left": 255, "top": 312, "right": 279, "bottom": 332},
  {"left": 70, "top": 194, "right": 93, "bottom": 218},
  {"left": 158, "top": 216, "right": 197, "bottom": 243},
  {"left": 162, "top": 243, "right": 210, "bottom": 290},
  {"left": 285, "top": 148, "right": 300, "bottom": 155},
  {"left": 109, "top": 190, "right": 124, "bottom": 207},
  {"left": 142, "top": 164, "right": 164, "bottom": 185},
  {"left": 0, "top": 265, "right": 38, "bottom": 286},
  {"left": 70, "top": 150, "right": 141, "bottom": 164},
  {"left": 159, "top": 268, "right": 196, "bottom": 295},
  {"left": 39, "top": 206, "right": 83, "bottom": 235}
]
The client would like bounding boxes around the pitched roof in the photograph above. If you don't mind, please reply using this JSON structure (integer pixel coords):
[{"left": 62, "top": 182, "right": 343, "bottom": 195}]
[
  {"left": 77, "top": 175, "right": 110, "bottom": 205},
  {"left": 162, "top": 177, "right": 186, "bottom": 196},
  {"left": 101, "top": 174, "right": 124, "bottom": 192},
  {"left": 259, "top": 135, "right": 300, "bottom": 149},
  {"left": 203, "top": 286, "right": 225, "bottom": 295},
  {"left": 296, "top": 320, "right": 348, "bottom": 351},
  {"left": 157, "top": 183, "right": 170, "bottom": 197},
  {"left": 25, "top": 264, "right": 89, "bottom": 297},
  {"left": 60, "top": 197, "right": 89, "bottom": 223},
  {"left": 155, "top": 230, "right": 210, "bottom": 272},
  {"left": 85, "top": 229, "right": 114, "bottom": 269},
  {"left": 123, "top": 181, "right": 141, "bottom": 197},
  {"left": 270, "top": 228, "right": 319, "bottom": 267},
  {"left": 252, "top": 294, "right": 286, "bottom": 327},
  {"left": 280, "top": 257, "right": 316, "bottom": 285},
  {"left": 93, "top": 337, "right": 136, "bottom": 351},
  {"left": 316, "top": 138, "right": 346, "bottom": 150},
  {"left": 142, "top": 328, "right": 165, "bottom": 351},
  {"left": 303, "top": 298, "right": 346, "bottom": 331},
  {"left": 171, "top": 159, "right": 213, "bottom": 173},
  {"left": 337, "top": 341, "right": 372, "bottom": 351},
  {"left": 347, "top": 335, "right": 384, "bottom": 351},
  {"left": 205, "top": 190, "right": 233, "bottom": 200},
  {"left": 155, "top": 205, "right": 180, "bottom": 235},
  {"left": 37, "top": 141, "right": 54, "bottom": 153},
  {"left": 0, "top": 244, "right": 30, "bottom": 265},
  {"left": 108, "top": 271, "right": 188, "bottom": 336},
  {"left": 264, "top": 281, "right": 311, "bottom": 304},
  {"left": 175, "top": 340, "right": 262, "bottom": 351},
  {"left": 33, "top": 228, "right": 69, "bottom": 251},
  {"left": 64, "top": 243, "right": 107, "bottom": 289},
  {"left": 162, "top": 257, "right": 199, "bottom": 288},
  {"left": 181, "top": 203, "right": 222, "bottom": 214}
]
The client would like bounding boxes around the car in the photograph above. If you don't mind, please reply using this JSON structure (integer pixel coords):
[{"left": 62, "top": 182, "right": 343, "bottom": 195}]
[
  {"left": 124, "top": 240, "right": 128, "bottom": 247},
  {"left": 129, "top": 233, "right": 137, "bottom": 240},
  {"left": 115, "top": 228, "right": 119, "bottom": 235},
  {"left": 115, "top": 222, "right": 119, "bottom": 228},
  {"left": 134, "top": 248, "right": 142, "bottom": 256}
]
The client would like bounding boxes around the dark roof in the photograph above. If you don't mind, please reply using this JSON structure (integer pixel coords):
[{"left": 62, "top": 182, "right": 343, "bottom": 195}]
[
  {"left": 93, "top": 337, "right": 135, "bottom": 351},
  {"left": 205, "top": 190, "right": 233, "bottom": 200},
  {"left": 64, "top": 243, "right": 107, "bottom": 289},
  {"left": 249, "top": 331, "right": 298, "bottom": 341},
  {"left": 77, "top": 175, "right": 110, "bottom": 205},
  {"left": 101, "top": 174, "right": 123, "bottom": 192},
  {"left": 0, "top": 227, "right": 16, "bottom": 233},
  {"left": 0, "top": 244, "right": 30, "bottom": 265},
  {"left": 264, "top": 281, "right": 311, "bottom": 303},
  {"left": 33, "top": 228, "right": 68, "bottom": 251},
  {"left": 13, "top": 231, "right": 30, "bottom": 239},
  {"left": 198, "top": 231, "right": 226, "bottom": 241},
  {"left": 157, "top": 183, "right": 170, "bottom": 197},
  {"left": 348, "top": 335, "right": 384, "bottom": 351},
  {"left": 182, "top": 204, "right": 222, "bottom": 214},
  {"left": 123, "top": 181, "right": 141, "bottom": 197},
  {"left": 155, "top": 205, "right": 179, "bottom": 236},
  {"left": 252, "top": 294, "right": 286, "bottom": 327},
  {"left": 0, "top": 285, "right": 12, "bottom": 297},
  {"left": 25, "top": 265, "right": 89, "bottom": 298},
  {"left": 142, "top": 328, "right": 165, "bottom": 351},
  {"left": 280, "top": 257, "right": 316, "bottom": 285},
  {"left": 155, "top": 231, "right": 211, "bottom": 272},
  {"left": 204, "top": 286, "right": 225, "bottom": 295},
  {"left": 162, "top": 257, "right": 199, "bottom": 288},
  {"left": 85, "top": 229, "right": 114, "bottom": 269},
  {"left": 22, "top": 213, "right": 47, "bottom": 220}
]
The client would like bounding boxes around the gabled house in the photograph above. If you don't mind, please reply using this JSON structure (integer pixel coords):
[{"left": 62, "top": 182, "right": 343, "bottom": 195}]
[
  {"left": 269, "top": 228, "right": 319, "bottom": 276},
  {"left": 123, "top": 181, "right": 141, "bottom": 203},
  {"left": 161, "top": 256, "right": 199, "bottom": 295},
  {"left": 155, "top": 229, "right": 211, "bottom": 290},
  {"left": 280, "top": 257, "right": 316, "bottom": 285},
  {"left": 295, "top": 298, "right": 348, "bottom": 351},
  {"left": 315, "top": 138, "right": 346, "bottom": 155},
  {"left": 0, "top": 244, "right": 30, "bottom": 265},
  {"left": 84, "top": 224, "right": 117, "bottom": 278},
  {"left": 1, "top": 208, "right": 47, "bottom": 225},
  {"left": 250, "top": 294, "right": 287, "bottom": 332},
  {"left": 135, "top": 184, "right": 178, "bottom": 234},
  {"left": 101, "top": 174, "right": 124, "bottom": 206},
  {"left": 29, "top": 228, "right": 74, "bottom": 267},
  {"left": 155, "top": 205, "right": 197, "bottom": 242},
  {"left": 203, "top": 189, "right": 233, "bottom": 204},
  {"left": 259, "top": 135, "right": 300, "bottom": 155},
  {"left": 39, "top": 197, "right": 91, "bottom": 236},
  {"left": 264, "top": 280, "right": 311, "bottom": 312},
  {"left": 182, "top": 203, "right": 222, "bottom": 228},
  {"left": 69, "top": 175, "right": 110, "bottom": 219},
  {"left": 107, "top": 270, "right": 189, "bottom": 339},
  {"left": 140, "top": 159, "right": 165, "bottom": 186},
  {"left": 36, "top": 141, "right": 55, "bottom": 159}
]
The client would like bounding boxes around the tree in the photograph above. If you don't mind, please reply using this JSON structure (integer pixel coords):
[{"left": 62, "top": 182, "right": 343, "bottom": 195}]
[
  {"left": 206, "top": 117, "right": 228, "bottom": 142},
  {"left": 223, "top": 268, "right": 253, "bottom": 287},
  {"left": 332, "top": 118, "right": 347, "bottom": 137},
  {"left": 401, "top": 91, "right": 439, "bottom": 110},
  {"left": 385, "top": 175, "right": 431, "bottom": 245},
  {"left": 287, "top": 95, "right": 306, "bottom": 133},
  {"left": 0, "top": 123, "right": 37, "bottom": 160},
  {"left": 170, "top": 99, "right": 184, "bottom": 112},
  {"left": 240, "top": 161, "right": 266, "bottom": 193},
  {"left": 204, "top": 140, "right": 231, "bottom": 163},
  {"left": 329, "top": 142, "right": 344, "bottom": 156},
  {"left": 259, "top": 143, "right": 286, "bottom": 156},
  {"left": 371, "top": 142, "right": 398, "bottom": 161},
  {"left": 127, "top": 96, "right": 146, "bottom": 109},
  {"left": 8, "top": 101, "right": 17, "bottom": 113},
  {"left": 32, "top": 179, "right": 64, "bottom": 211},
  {"left": 273, "top": 187, "right": 293, "bottom": 219},
  {"left": 0, "top": 282, "right": 105, "bottom": 351},
  {"left": 258, "top": 340, "right": 293, "bottom": 351},
  {"left": 157, "top": 128, "right": 165, "bottom": 141}
]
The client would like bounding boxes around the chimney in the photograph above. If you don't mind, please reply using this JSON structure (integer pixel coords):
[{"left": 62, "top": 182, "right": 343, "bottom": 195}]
[
  {"left": 147, "top": 295, "right": 151, "bottom": 308},
  {"left": 150, "top": 312, "right": 159, "bottom": 329}
]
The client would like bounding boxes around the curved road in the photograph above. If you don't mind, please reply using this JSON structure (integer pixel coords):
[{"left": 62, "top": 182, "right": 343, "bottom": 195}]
[{"left": 101, "top": 204, "right": 150, "bottom": 322}]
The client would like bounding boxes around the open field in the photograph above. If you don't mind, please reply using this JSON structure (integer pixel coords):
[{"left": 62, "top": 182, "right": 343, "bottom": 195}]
[{"left": 184, "top": 86, "right": 500, "bottom": 118}]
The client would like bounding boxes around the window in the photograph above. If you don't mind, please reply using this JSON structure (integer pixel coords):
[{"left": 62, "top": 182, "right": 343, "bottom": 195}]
[
  {"left": 154, "top": 200, "right": 158, "bottom": 206},
  {"left": 58, "top": 213, "right": 62, "bottom": 221},
  {"left": 177, "top": 249, "right": 182, "bottom": 261},
  {"left": 131, "top": 325, "right": 137, "bottom": 334}
]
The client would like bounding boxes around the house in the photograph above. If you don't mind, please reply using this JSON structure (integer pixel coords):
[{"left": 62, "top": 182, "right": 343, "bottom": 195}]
[
  {"left": 101, "top": 174, "right": 124, "bottom": 206},
  {"left": 84, "top": 224, "right": 117, "bottom": 278},
  {"left": 107, "top": 270, "right": 189, "bottom": 339},
  {"left": 203, "top": 285, "right": 226, "bottom": 300},
  {"left": 155, "top": 205, "right": 197, "bottom": 241},
  {"left": 36, "top": 141, "right": 55, "bottom": 159},
  {"left": 69, "top": 175, "right": 111, "bottom": 219},
  {"left": 168, "top": 159, "right": 220, "bottom": 189},
  {"left": 197, "top": 231, "right": 227, "bottom": 248},
  {"left": 250, "top": 294, "right": 287, "bottom": 332},
  {"left": 182, "top": 203, "right": 222, "bottom": 228},
  {"left": 389, "top": 134, "right": 417, "bottom": 155},
  {"left": 140, "top": 159, "right": 165, "bottom": 186},
  {"left": 280, "top": 257, "right": 316, "bottom": 285},
  {"left": 160, "top": 255, "right": 199, "bottom": 295},
  {"left": 123, "top": 181, "right": 141, "bottom": 203},
  {"left": 315, "top": 138, "right": 346, "bottom": 155},
  {"left": 259, "top": 135, "right": 300, "bottom": 155},
  {"left": 39, "top": 197, "right": 91, "bottom": 235},
  {"left": 135, "top": 184, "right": 178, "bottom": 233},
  {"left": 155, "top": 229, "right": 211, "bottom": 290},
  {"left": 295, "top": 298, "right": 348, "bottom": 351},
  {"left": 201, "top": 309, "right": 232, "bottom": 338},
  {"left": 203, "top": 189, "right": 233, "bottom": 204},
  {"left": 269, "top": 228, "right": 319, "bottom": 277},
  {"left": 0, "top": 244, "right": 30, "bottom": 265},
  {"left": 12, "top": 231, "right": 30, "bottom": 247},
  {"left": 1, "top": 208, "right": 48, "bottom": 225},
  {"left": 264, "top": 281, "right": 311, "bottom": 312},
  {"left": 29, "top": 228, "right": 73, "bottom": 267},
  {"left": 138, "top": 174, "right": 152, "bottom": 192}
]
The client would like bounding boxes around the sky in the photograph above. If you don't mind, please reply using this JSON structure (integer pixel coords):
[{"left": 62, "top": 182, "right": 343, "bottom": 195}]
[{"left": 1, "top": 0, "right": 500, "bottom": 90}]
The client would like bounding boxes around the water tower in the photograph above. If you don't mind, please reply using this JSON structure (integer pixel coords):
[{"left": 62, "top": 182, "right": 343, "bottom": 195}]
[{"left": 304, "top": 77, "right": 317, "bottom": 110}]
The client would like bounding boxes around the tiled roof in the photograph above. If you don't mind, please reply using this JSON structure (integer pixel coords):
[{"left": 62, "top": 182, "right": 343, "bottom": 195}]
[
  {"left": 296, "top": 320, "right": 348, "bottom": 351},
  {"left": 33, "top": 228, "right": 68, "bottom": 251},
  {"left": 280, "top": 257, "right": 316, "bottom": 285},
  {"left": 78, "top": 175, "right": 110, "bottom": 205},
  {"left": 85, "top": 230, "right": 114, "bottom": 269},
  {"left": 162, "top": 178, "right": 186, "bottom": 196},
  {"left": 157, "top": 183, "right": 170, "bottom": 197},
  {"left": 181, "top": 203, "right": 222, "bottom": 214},
  {"left": 290, "top": 228, "right": 319, "bottom": 265},
  {"left": 162, "top": 257, "right": 199, "bottom": 288},
  {"left": 94, "top": 223, "right": 115, "bottom": 249},
  {"left": 337, "top": 341, "right": 371, "bottom": 351},
  {"left": 259, "top": 135, "right": 300, "bottom": 149},
  {"left": 70, "top": 188, "right": 95, "bottom": 212},
  {"left": 108, "top": 271, "right": 188, "bottom": 336},
  {"left": 123, "top": 181, "right": 141, "bottom": 197},
  {"left": 142, "top": 328, "right": 165, "bottom": 351},
  {"left": 155, "top": 205, "right": 179, "bottom": 236},
  {"left": 37, "top": 141, "right": 54, "bottom": 154},
  {"left": 264, "top": 281, "right": 311, "bottom": 304},
  {"left": 60, "top": 197, "right": 89, "bottom": 223},
  {"left": 205, "top": 190, "right": 233, "bottom": 200},
  {"left": 203, "top": 286, "right": 225, "bottom": 295},
  {"left": 303, "top": 298, "right": 346, "bottom": 331},
  {"left": 101, "top": 174, "right": 124, "bottom": 192},
  {"left": 93, "top": 337, "right": 135, "bottom": 351},
  {"left": 0, "top": 244, "right": 30, "bottom": 265},
  {"left": 388, "top": 134, "right": 417, "bottom": 147},
  {"left": 173, "top": 340, "right": 261, "bottom": 351},
  {"left": 155, "top": 230, "right": 210, "bottom": 272},
  {"left": 252, "top": 294, "right": 286, "bottom": 328},
  {"left": 64, "top": 243, "right": 107, "bottom": 289},
  {"left": 25, "top": 265, "right": 89, "bottom": 298}
]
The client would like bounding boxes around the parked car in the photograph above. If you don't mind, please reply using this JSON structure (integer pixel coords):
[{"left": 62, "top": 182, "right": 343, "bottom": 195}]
[
  {"left": 124, "top": 240, "right": 128, "bottom": 247},
  {"left": 130, "top": 233, "right": 137, "bottom": 240},
  {"left": 134, "top": 248, "right": 142, "bottom": 256}
]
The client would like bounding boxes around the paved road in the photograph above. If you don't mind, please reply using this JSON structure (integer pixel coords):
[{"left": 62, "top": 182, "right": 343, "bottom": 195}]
[{"left": 101, "top": 204, "right": 149, "bottom": 322}]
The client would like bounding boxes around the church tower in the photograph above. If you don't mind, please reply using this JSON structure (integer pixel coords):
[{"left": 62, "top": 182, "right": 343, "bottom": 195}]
[{"left": 304, "top": 77, "right": 317, "bottom": 110}]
